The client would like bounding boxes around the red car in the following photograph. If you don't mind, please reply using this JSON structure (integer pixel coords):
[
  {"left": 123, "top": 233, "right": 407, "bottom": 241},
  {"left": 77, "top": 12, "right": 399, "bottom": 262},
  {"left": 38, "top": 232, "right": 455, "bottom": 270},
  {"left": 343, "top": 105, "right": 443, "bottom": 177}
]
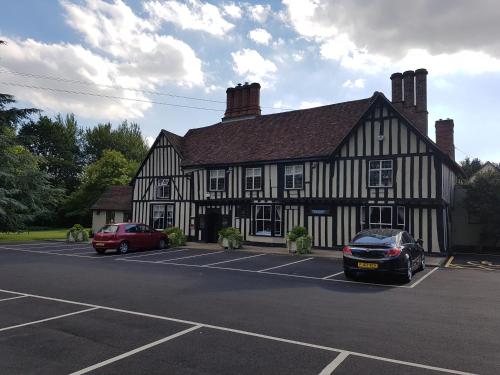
[{"left": 92, "top": 223, "right": 168, "bottom": 254}]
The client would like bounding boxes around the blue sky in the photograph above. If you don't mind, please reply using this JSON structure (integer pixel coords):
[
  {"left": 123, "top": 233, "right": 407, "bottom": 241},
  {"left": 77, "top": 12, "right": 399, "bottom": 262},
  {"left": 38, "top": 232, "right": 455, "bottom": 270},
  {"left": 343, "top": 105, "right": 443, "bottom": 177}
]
[{"left": 1, "top": 0, "right": 499, "bottom": 162}]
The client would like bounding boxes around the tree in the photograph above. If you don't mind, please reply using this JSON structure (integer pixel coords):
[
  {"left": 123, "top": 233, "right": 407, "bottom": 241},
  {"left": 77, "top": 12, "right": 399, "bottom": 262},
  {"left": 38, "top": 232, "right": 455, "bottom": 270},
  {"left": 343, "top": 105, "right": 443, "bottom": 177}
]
[
  {"left": 61, "top": 150, "right": 138, "bottom": 224},
  {"left": 18, "top": 114, "right": 84, "bottom": 192},
  {"left": 465, "top": 170, "right": 500, "bottom": 248},
  {"left": 84, "top": 121, "right": 148, "bottom": 163},
  {"left": 460, "top": 157, "right": 483, "bottom": 180},
  {"left": 0, "top": 94, "right": 62, "bottom": 231}
]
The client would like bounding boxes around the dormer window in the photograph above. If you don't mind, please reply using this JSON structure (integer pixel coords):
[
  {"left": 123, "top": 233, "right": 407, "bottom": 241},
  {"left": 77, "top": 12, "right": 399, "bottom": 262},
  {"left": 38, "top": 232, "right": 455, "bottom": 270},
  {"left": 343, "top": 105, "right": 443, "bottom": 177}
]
[
  {"left": 156, "top": 178, "right": 170, "bottom": 199},
  {"left": 369, "top": 160, "right": 393, "bottom": 187},
  {"left": 209, "top": 169, "right": 225, "bottom": 191},
  {"left": 285, "top": 164, "right": 303, "bottom": 189}
]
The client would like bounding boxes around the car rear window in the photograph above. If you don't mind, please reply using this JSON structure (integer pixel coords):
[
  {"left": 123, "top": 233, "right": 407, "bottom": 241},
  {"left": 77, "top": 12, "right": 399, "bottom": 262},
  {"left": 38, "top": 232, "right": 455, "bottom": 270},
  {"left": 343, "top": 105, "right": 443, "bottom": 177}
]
[
  {"left": 352, "top": 233, "right": 397, "bottom": 245},
  {"left": 98, "top": 225, "right": 119, "bottom": 233}
]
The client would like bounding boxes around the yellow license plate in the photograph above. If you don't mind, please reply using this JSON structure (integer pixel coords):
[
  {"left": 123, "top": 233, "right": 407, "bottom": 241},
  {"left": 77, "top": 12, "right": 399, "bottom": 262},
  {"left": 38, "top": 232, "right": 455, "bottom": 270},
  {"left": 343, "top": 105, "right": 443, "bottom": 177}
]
[
  {"left": 96, "top": 242, "right": 105, "bottom": 246},
  {"left": 358, "top": 262, "right": 378, "bottom": 269}
]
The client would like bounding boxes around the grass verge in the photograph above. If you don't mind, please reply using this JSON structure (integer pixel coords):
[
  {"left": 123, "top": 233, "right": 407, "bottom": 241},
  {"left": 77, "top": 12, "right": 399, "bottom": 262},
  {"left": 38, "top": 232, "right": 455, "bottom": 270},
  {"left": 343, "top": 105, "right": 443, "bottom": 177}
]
[{"left": 0, "top": 228, "right": 73, "bottom": 243}]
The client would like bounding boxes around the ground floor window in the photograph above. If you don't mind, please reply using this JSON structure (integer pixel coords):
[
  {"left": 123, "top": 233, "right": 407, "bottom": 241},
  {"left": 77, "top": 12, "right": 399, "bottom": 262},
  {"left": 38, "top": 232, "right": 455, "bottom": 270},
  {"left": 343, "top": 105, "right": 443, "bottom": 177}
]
[
  {"left": 151, "top": 204, "right": 174, "bottom": 230},
  {"left": 360, "top": 205, "right": 406, "bottom": 229},
  {"left": 106, "top": 210, "right": 115, "bottom": 224},
  {"left": 253, "top": 204, "right": 282, "bottom": 236}
]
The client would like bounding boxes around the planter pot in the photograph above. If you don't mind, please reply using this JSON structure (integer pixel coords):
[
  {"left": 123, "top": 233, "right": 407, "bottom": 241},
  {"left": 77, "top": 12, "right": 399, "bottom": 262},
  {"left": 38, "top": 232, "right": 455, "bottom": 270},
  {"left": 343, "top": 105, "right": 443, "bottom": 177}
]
[
  {"left": 222, "top": 238, "right": 230, "bottom": 249},
  {"left": 287, "top": 240, "right": 297, "bottom": 254},
  {"left": 67, "top": 232, "right": 75, "bottom": 242}
]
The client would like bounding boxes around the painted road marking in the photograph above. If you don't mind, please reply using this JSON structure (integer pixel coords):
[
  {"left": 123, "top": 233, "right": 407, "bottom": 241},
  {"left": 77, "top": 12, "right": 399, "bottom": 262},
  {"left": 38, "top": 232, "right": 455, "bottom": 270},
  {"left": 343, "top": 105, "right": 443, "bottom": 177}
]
[
  {"left": 408, "top": 267, "right": 439, "bottom": 288},
  {"left": 0, "top": 295, "right": 28, "bottom": 302},
  {"left": 117, "top": 248, "right": 189, "bottom": 260},
  {"left": 203, "top": 253, "right": 267, "bottom": 266},
  {"left": 318, "top": 351, "right": 350, "bottom": 374},
  {"left": 120, "top": 257, "right": 434, "bottom": 289},
  {"left": 157, "top": 250, "right": 225, "bottom": 263},
  {"left": 322, "top": 271, "right": 344, "bottom": 280},
  {"left": 0, "top": 242, "right": 89, "bottom": 250},
  {"left": 0, "top": 288, "right": 476, "bottom": 375},
  {"left": 258, "top": 257, "right": 313, "bottom": 272},
  {"left": 0, "top": 246, "right": 97, "bottom": 258},
  {"left": 445, "top": 256, "right": 454, "bottom": 268},
  {"left": 47, "top": 247, "right": 94, "bottom": 253},
  {"left": 0, "top": 307, "right": 98, "bottom": 332},
  {"left": 70, "top": 325, "right": 202, "bottom": 375}
]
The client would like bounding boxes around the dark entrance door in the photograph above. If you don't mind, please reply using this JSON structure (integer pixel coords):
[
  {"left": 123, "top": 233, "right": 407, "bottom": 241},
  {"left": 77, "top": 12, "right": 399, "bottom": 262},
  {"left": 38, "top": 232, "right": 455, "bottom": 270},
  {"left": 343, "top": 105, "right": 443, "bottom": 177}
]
[{"left": 204, "top": 209, "right": 222, "bottom": 243}]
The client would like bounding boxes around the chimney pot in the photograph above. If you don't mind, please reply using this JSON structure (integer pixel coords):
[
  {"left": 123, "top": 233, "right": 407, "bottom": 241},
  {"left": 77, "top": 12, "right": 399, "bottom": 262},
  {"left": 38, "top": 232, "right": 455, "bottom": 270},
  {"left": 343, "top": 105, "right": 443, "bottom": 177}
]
[
  {"left": 390, "top": 72, "right": 403, "bottom": 103},
  {"left": 223, "top": 82, "right": 261, "bottom": 120},
  {"left": 435, "top": 119, "right": 455, "bottom": 160},
  {"left": 403, "top": 70, "right": 415, "bottom": 108}
]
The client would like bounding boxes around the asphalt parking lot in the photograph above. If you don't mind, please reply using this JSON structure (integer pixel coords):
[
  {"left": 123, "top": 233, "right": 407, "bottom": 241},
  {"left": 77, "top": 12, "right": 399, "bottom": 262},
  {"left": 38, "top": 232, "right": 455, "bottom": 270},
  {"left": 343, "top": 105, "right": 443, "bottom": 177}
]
[{"left": 0, "top": 241, "right": 499, "bottom": 374}]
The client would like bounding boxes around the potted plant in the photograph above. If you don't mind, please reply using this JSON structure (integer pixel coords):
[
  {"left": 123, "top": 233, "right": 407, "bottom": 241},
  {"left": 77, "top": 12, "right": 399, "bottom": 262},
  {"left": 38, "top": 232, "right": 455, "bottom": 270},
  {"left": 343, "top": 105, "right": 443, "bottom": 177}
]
[
  {"left": 164, "top": 227, "right": 187, "bottom": 247},
  {"left": 286, "top": 226, "right": 312, "bottom": 254},
  {"left": 67, "top": 224, "right": 89, "bottom": 243},
  {"left": 218, "top": 227, "right": 243, "bottom": 250}
]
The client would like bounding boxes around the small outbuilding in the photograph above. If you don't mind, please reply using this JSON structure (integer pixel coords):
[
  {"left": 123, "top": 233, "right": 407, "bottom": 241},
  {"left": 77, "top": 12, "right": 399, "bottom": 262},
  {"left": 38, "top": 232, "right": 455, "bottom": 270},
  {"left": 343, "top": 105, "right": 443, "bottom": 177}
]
[{"left": 90, "top": 185, "right": 132, "bottom": 234}]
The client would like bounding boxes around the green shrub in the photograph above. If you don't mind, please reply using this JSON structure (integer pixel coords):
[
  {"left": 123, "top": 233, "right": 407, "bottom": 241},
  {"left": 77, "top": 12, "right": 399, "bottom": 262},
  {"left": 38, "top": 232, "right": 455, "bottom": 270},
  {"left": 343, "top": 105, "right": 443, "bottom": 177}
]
[
  {"left": 164, "top": 227, "right": 186, "bottom": 247},
  {"left": 67, "top": 224, "right": 89, "bottom": 242},
  {"left": 286, "top": 226, "right": 308, "bottom": 242},
  {"left": 286, "top": 226, "right": 312, "bottom": 254},
  {"left": 218, "top": 227, "right": 243, "bottom": 249}
]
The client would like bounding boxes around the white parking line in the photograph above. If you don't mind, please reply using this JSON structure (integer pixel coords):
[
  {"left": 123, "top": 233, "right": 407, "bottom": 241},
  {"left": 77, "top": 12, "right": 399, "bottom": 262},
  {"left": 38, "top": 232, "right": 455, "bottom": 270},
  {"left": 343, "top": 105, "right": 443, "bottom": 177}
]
[
  {"left": 118, "top": 248, "right": 189, "bottom": 260},
  {"left": 0, "top": 307, "right": 98, "bottom": 332},
  {"left": 0, "top": 242, "right": 87, "bottom": 249},
  {"left": 70, "top": 325, "right": 202, "bottom": 375},
  {"left": 203, "top": 253, "right": 267, "bottom": 266},
  {"left": 258, "top": 257, "right": 313, "bottom": 272},
  {"left": 0, "top": 247, "right": 97, "bottom": 258},
  {"left": 322, "top": 271, "right": 344, "bottom": 280},
  {"left": 0, "top": 295, "right": 28, "bottom": 302},
  {"left": 47, "top": 247, "right": 93, "bottom": 253},
  {"left": 319, "top": 351, "right": 349, "bottom": 374},
  {"left": 0, "top": 288, "right": 475, "bottom": 375},
  {"left": 408, "top": 267, "right": 439, "bottom": 288},
  {"left": 157, "top": 250, "right": 224, "bottom": 263}
]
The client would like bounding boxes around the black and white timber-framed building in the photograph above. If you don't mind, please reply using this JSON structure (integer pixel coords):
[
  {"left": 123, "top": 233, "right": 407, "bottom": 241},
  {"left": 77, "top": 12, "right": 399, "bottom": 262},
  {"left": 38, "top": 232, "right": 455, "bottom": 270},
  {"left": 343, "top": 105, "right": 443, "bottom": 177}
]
[{"left": 130, "top": 70, "right": 463, "bottom": 253}]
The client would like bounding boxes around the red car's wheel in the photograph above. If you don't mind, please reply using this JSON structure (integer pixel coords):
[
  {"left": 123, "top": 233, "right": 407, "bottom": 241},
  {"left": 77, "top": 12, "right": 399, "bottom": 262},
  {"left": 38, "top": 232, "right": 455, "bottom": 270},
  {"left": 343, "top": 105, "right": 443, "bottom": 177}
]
[
  {"left": 118, "top": 241, "right": 129, "bottom": 254},
  {"left": 159, "top": 238, "right": 166, "bottom": 249}
]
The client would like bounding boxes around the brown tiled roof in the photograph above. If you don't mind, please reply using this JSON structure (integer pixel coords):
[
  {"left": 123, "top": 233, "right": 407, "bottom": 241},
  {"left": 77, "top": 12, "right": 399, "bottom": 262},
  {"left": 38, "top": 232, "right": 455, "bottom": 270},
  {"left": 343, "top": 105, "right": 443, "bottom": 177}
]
[
  {"left": 177, "top": 97, "right": 374, "bottom": 166},
  {"left": 91, "top": 185, "right": 132, "bottom": 211}
]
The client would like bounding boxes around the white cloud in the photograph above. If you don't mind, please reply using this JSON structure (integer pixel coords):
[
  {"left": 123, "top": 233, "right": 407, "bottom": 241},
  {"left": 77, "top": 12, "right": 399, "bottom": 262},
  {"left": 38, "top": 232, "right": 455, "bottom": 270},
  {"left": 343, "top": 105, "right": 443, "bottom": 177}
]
[
  {"left": 292, "top": 51, "right": 304, "bottom": 62},
  {"left": 299, "top": 100, "right": 325, "bottom": 109},
  {"left": 248, "top": 28, "right": 272, "bottom": 45},
  {"left": 0, "top": 0, "right": 205, "bottom": 119},
  {"left": 283, "top": 0, "right": 500, "bottom": 76},
  {"left": 144, "top": 0, "right": 234, "bottom": 36},
  {"left": 223, "top": 3, "right": 242, "bottom": 19},
  {"left": 343, "top": 78, "right": 365, "bottom": 89},
  {"left": 248, "top": 4, "right": 272, "bottom": 23},
  {"left": 231, "top": 48, "right": 277, "bottom": 87}
]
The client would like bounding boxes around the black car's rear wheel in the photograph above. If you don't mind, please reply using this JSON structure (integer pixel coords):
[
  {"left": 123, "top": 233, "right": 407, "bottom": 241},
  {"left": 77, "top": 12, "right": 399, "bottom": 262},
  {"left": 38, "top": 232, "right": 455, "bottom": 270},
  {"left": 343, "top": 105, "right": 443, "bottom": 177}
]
[
  {"left": 418, "top": 253, "right": 425, "bottom": 271},
  {"left": 118, "top": 241, "right": 129, "bottom": 254},
  {"left": 344, "top": 268, "right": 355, "bottom": 279},
  {"left": 402, "top": 257, "right": 413, "bottom": 283}
]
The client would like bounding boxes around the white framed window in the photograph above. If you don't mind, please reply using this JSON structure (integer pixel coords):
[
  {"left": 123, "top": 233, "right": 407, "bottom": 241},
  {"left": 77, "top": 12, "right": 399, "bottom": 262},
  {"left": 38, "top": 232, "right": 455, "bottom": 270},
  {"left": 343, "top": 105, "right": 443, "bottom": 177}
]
[
  {"left": 156, "top": 178, "right": 170, "bottom": 199},
  {"left": 209, "top": 169, "right": 225, "bottom": 191},
  {"left": 274, "top": 206, "right": 282, "bottom": 236},
  {"left": 368, "top": 206, "right": 392, "bottom": 228},
  {"left": 361, "top": 206, "right": 366, "bottom": 228},
  {"left": 254, "top": 204, "right": 282, "bottom": 237},
  {"left": 152, "top": 204, "right": 174, "bottom": 230},
  {"left": 255, "top": 205, "right": 272, "bottom": 236},
  {"left": 397, "top": 206, "right": 405, "bottom": 226},
  {"left": 245, "top": 167, "right": 262, "bottom": 190},
  {"left": 285, "top": 164, "right": 303, "bottom": 189},
  {"left": 368, "top": 160, "right": 393, "bottom": 187}
]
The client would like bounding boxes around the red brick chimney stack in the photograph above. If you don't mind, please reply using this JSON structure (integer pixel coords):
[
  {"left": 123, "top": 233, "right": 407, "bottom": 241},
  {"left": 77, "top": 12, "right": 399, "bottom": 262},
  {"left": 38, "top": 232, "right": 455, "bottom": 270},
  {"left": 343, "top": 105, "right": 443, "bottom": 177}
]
[
  {"left": 435, "top": 119, "right": 455, "bottom": 160},
  {"left": 415, "top": 68, "right": 428, "bottom": 135},
  {"left": 403, "top": 70, "right": 415, "bottom": 108},
  {"left": 223, "top": 82, "right": 261, "bottom": 120},
  {"left": 390, "top": 72, "right": 403, "bottom": 103},
  {"left": 390, "top": 69, "right": 428, "bottom": 136}
]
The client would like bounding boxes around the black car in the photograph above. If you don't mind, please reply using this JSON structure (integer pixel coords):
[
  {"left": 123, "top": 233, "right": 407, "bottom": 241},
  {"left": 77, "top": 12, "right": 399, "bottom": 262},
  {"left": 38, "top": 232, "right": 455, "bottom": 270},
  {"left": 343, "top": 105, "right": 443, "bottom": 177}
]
[{"left": 343, "top": 229, "right": 425, "bottom": 282}]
